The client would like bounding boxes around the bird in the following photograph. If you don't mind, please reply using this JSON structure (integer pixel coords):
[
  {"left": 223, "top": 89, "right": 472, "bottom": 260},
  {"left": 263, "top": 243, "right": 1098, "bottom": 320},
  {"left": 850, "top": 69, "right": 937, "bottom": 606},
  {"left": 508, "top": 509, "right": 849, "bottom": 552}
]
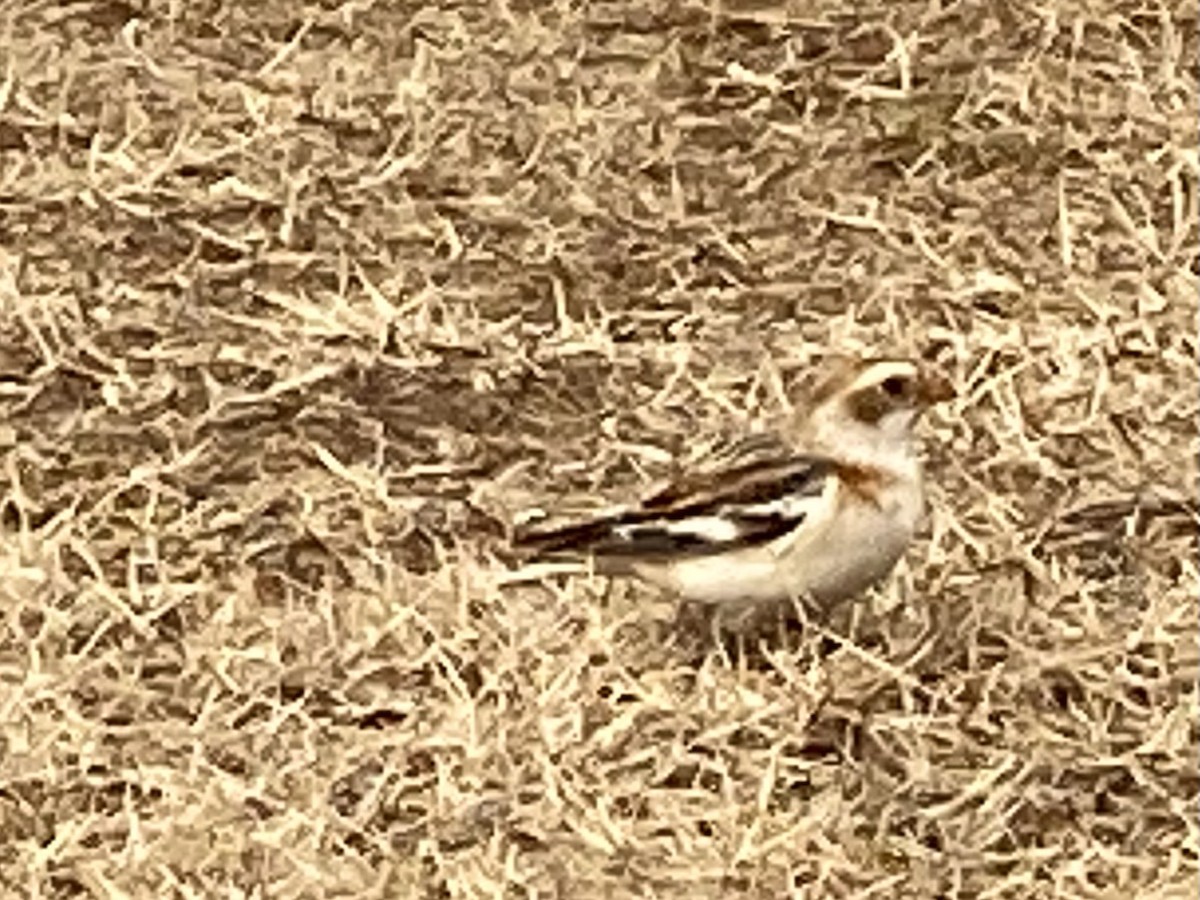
[{"left": 511, "top": 357, "right": 954, "bottom": 617}]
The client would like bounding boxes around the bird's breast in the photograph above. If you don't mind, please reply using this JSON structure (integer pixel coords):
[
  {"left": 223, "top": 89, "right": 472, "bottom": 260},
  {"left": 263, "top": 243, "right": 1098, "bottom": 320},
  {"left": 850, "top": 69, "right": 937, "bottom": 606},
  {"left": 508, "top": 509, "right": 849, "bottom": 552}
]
[{"left": 790, "top": 477, "right": 923, "bottom": 604}]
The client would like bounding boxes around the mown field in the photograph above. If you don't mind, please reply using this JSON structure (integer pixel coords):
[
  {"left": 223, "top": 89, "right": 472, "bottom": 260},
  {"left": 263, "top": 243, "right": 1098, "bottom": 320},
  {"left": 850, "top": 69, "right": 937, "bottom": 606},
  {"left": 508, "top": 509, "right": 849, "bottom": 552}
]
[{"left": 0, "top": 1, "right": 1197, "bottom": 897}]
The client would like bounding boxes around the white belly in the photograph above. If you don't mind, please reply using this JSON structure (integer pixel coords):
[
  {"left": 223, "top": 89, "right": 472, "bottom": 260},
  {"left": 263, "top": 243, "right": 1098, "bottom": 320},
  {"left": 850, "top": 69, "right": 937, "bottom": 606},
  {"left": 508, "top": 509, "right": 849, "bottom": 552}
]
[
  {"left": 643, "top": 479, "right": 923, "bottom": 608},
  {"left": 785, "top": 496, "right": 916, "bottom": 604}
]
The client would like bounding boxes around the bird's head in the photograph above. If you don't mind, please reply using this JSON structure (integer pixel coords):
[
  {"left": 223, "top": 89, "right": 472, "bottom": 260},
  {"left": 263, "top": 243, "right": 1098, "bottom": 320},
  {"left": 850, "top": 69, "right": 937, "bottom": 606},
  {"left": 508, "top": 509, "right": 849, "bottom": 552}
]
[{"left": 804, "top": 357, "right": 955, "bottom": 465}]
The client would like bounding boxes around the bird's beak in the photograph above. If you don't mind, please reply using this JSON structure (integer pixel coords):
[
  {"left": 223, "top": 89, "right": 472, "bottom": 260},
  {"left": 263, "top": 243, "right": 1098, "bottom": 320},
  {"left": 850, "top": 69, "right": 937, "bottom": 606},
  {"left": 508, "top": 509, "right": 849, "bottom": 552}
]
[{"left": 916, "top": 369, "right": 956, "bottom": 405}]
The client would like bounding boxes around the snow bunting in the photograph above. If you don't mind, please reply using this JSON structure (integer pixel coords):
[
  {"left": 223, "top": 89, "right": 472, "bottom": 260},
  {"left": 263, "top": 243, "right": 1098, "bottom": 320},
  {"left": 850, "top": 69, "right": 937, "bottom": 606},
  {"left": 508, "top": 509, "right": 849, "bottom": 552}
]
[{"left": 513, "top": 358, "right": 954, "bottom": 612}]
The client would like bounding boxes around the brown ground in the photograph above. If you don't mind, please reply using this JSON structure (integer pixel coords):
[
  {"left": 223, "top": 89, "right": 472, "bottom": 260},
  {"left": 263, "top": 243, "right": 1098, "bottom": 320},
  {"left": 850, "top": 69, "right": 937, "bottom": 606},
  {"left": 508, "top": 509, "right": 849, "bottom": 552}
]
[{"left": 1, "top": 1, "right": 1197, "bottom": 898}]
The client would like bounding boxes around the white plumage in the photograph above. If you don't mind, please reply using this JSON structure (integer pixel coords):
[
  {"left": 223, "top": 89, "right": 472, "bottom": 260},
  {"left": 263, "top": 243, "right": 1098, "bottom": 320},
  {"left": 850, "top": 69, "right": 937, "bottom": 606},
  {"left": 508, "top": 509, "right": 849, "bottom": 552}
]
[{"left": 514, "top": 358, "right": 953, "bottom": 613}]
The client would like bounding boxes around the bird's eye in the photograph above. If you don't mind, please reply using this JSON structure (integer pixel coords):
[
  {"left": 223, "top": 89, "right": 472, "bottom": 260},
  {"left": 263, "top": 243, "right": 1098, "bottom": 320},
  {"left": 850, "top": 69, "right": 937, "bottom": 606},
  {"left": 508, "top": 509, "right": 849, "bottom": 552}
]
[{"left": 880, "top": 376, "right": 908, "bottom": 397}]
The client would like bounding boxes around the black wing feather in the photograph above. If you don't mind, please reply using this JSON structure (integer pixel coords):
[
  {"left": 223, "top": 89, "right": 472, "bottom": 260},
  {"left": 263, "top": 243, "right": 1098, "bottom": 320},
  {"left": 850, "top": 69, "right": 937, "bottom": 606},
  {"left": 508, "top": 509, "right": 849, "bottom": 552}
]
[{"left": 513, "top": 454, "right": 833, "bottom": 558}]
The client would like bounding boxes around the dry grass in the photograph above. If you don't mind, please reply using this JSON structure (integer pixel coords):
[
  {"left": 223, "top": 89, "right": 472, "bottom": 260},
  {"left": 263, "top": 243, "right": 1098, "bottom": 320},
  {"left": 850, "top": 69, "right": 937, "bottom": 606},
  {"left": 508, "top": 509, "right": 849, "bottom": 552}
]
[{"left": 1, "top": 1, "right": 1197, "bottom": 897}]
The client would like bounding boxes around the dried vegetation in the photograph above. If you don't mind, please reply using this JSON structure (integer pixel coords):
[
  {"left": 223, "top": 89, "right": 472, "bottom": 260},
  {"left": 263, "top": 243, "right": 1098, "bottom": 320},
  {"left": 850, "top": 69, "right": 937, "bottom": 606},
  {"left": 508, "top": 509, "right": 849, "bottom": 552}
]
[{"left": 0, "top": 1, "right": 1197, "bottom": 898}]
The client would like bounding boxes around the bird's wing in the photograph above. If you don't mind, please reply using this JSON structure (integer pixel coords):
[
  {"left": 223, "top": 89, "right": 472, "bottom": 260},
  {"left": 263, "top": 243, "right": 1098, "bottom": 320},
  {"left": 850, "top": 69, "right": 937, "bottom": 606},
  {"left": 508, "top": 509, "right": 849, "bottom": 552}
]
[
  {"left": 512, "top": 453, "right": 838, "bottom": 559},
  {"left": 641, "top": 430, "right": 804, "bottom": 509}
]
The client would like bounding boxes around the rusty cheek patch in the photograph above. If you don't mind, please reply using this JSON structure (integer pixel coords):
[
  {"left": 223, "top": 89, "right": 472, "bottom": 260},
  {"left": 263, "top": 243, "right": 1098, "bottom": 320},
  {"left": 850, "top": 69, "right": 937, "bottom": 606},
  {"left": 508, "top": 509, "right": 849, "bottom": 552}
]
[
  {"left": 844, "top": 387, "right": 893, "bottom": 425},
  {"left": 834, "top": 462, "right": 892, "bottom": 508}
]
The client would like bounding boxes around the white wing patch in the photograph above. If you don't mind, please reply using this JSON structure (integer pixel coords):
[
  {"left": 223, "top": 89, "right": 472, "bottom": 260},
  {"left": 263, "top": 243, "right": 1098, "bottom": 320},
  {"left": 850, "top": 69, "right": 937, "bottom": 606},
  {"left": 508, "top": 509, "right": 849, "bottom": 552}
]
[
  {"left": 733, "top": 492, "right": 827, "bottom": 519},
  {"left": 515, "top": 453, "right": 842, "bottom": 559},
  {"left": 608, "top": 480, "right": 835, "bottom": 554},
  {"left": 759, "top": 472, "right": 841, "bottom": 556},
  {"left": 624, "top": 513, "right": 744, "bottom": 542}
]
